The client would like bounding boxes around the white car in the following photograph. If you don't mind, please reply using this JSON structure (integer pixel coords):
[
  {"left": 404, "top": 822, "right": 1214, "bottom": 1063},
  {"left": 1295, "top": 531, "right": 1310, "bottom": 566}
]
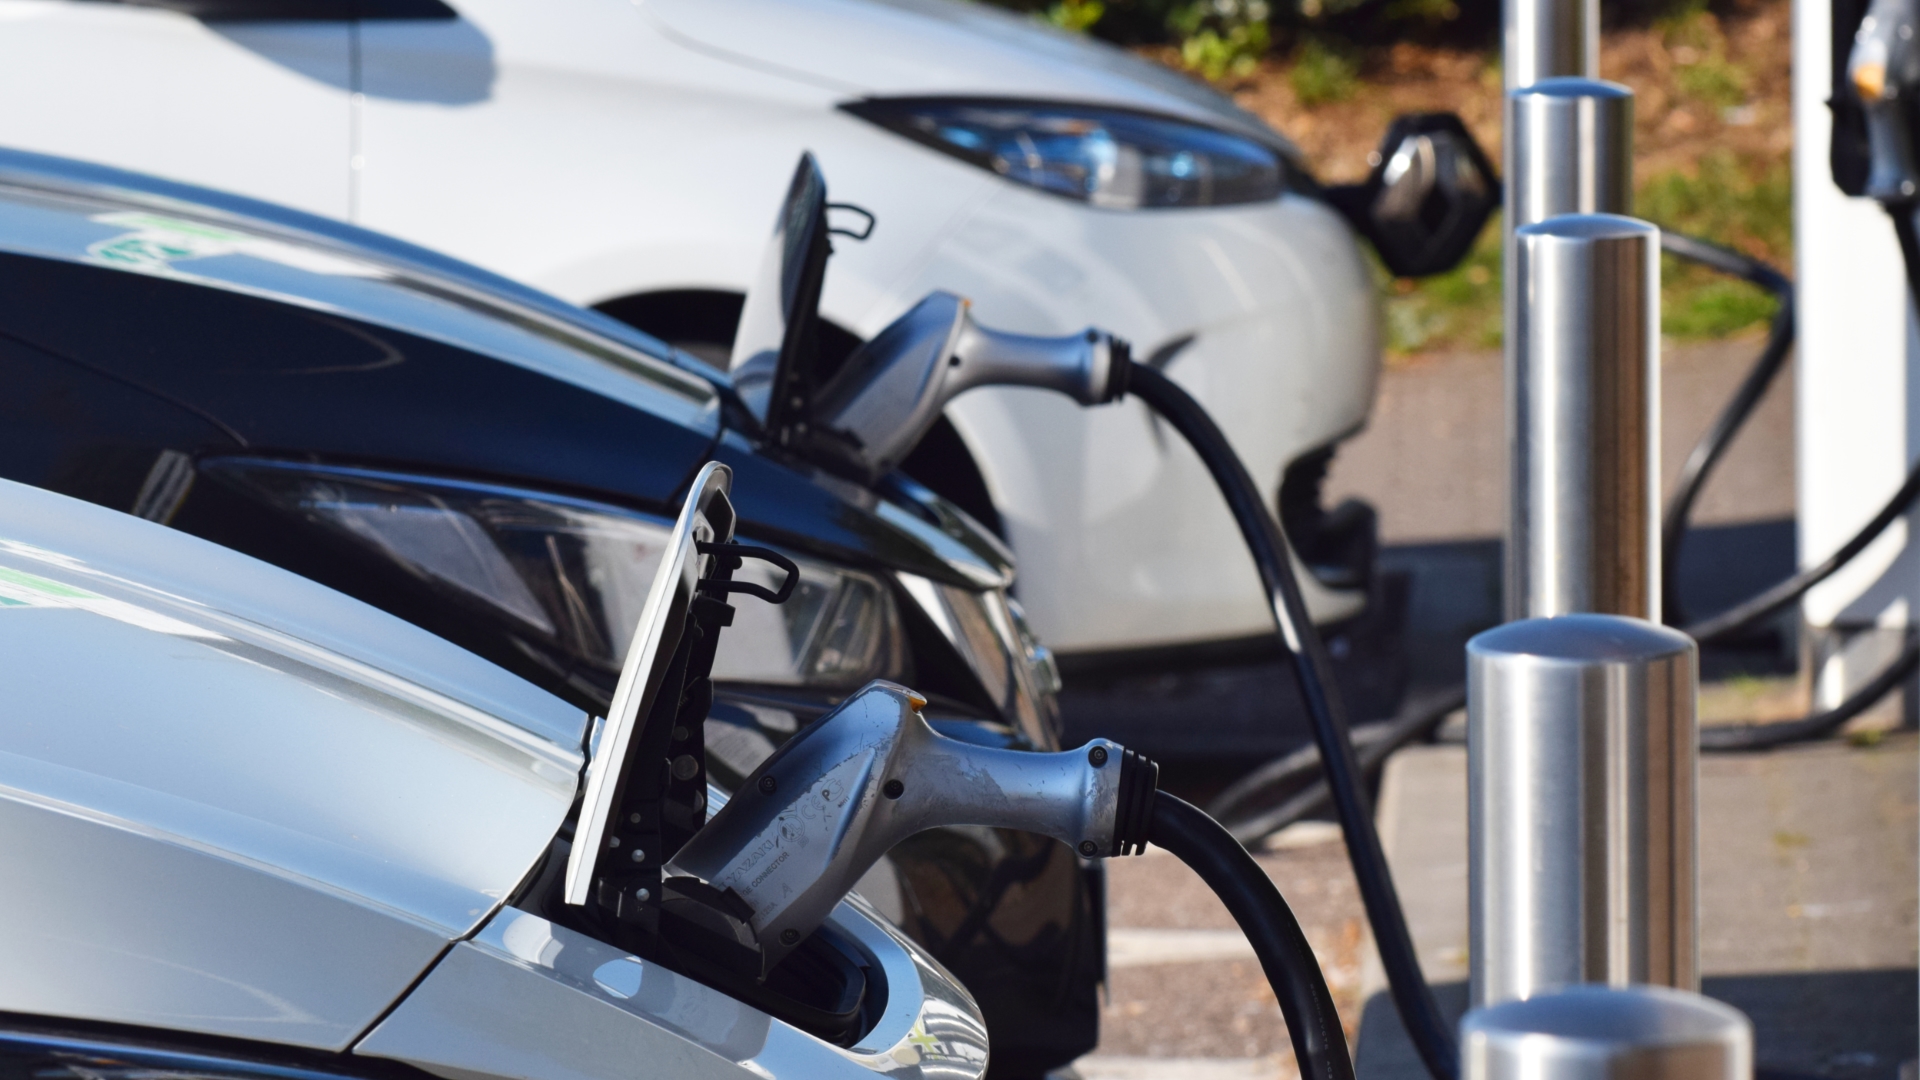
[{"left": 0, "top": 0, "right": 1491, "bottom": 744}]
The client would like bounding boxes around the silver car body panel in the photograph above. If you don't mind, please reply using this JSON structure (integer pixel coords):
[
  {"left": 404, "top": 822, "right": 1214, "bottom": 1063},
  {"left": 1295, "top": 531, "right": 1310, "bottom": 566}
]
[
  {"left": 0, "top": 478, "right": 584, "bottom": 1049},
  {"left": 356, "top": 902, "right": 989, "bottom": 1080},
  {"left": 0, "top": 480, "right": 995, "bottom": 1072}
]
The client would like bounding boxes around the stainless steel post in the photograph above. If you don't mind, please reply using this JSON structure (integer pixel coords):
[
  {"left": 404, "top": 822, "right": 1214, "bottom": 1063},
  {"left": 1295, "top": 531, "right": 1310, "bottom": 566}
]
[
  {"left": 1463, "top": 985, "right": 1750, "bottom": 1080},
  {"left": 1504, "top": 0, "right": 1597, "bottom": 90},
  {"left": 1468, "top": 614, "right": 1699, "bottom": 1008},
  {"left": 1506, "top": 79, "right": 1635, "bottom": 235},
  {"left": 1502, "top": 81, "right": 1637, "bottom": 620},
  {"left": 1509, "top": 215, "right": 1660, "bottom": 619}
]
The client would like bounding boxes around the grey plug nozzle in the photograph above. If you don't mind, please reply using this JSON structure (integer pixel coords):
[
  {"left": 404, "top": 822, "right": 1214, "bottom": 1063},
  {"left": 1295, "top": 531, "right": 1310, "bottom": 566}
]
[
  {"left": 1850, "top": 0, "right": 1920, "bottom": 203},
  {"left": 805, "top": 292, "right": 1130, "bottom": 482},
  {"left": 664, "top": 681, "right": 1154, "bottom": 975}
]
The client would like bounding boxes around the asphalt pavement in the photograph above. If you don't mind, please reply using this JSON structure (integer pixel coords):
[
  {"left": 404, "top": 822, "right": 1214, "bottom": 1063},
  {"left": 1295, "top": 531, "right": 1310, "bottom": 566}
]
[{"left": 1325, "top": 337, "right": 1799, "bottom": 689}]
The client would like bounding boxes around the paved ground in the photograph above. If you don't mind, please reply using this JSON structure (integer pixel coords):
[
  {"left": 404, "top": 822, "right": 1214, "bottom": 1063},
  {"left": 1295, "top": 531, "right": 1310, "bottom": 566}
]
[
  {"left": 1353, "top": 737, "right": 1918, "bottom": 1080},
  {"left": 1079, "top": 824, "right": 1366, "bottom": 1080},
  {"left": 1067, "top": 339, "right": 1918, "bottom": 1079},
  {"left": 1074, "top": 735, "right": 1917, "bottom": 1080},
  {"left": 1327, "top": 338, "right": 1801, "bottom": 690},
  {"left": 1325, "top": 337, "right": 1797, "bottom": 545}
]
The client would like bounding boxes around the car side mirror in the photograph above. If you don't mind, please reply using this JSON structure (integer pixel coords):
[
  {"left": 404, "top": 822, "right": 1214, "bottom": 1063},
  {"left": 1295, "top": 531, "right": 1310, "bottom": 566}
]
[{"left": 1329, "top": 113, "right": 1497, "bottom": 279}]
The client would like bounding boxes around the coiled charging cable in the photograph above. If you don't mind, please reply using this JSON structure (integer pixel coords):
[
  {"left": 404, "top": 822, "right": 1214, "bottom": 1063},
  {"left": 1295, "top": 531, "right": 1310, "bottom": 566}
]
[
  {"left": 1659, "top": 232, "right": 1797, "bottom": 631},
  {"left": 1123, "top": 361, "right": 1462, "bottom": 1080},
  {"left": 1662, "top": 229, "right": 1920, "bottom": 747}
]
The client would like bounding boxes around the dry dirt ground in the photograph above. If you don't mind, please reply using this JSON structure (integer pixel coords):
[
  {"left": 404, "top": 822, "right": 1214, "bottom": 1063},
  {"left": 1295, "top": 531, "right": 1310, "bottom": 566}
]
[{"left": 1193, "top": 0, "right": 1792, "bottom": 195}]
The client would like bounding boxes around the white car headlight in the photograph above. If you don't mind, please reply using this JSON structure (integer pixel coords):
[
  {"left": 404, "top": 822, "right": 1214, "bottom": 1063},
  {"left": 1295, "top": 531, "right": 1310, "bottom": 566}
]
[
  {"left": 842, "top": 97, "right": 1286, "bottom": 210},
  {"left": 205, "top": 460, "right": 904, "bottom": 692}
]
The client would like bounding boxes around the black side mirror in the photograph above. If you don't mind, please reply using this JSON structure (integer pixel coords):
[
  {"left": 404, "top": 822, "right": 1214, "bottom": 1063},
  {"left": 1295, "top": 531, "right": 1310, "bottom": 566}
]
[{"left": 1329, "top": 113, "right": 1498, "bottom": 278}]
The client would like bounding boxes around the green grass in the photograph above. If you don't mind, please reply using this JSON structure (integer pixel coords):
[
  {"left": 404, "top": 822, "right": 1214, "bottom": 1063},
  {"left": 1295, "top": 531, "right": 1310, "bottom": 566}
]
[
  {"left": 1641, "top": 150, "right": 1790, "bottom": 339},
  {"left": 1675, "top": 54, "right": 1751, "bottom": 109},
  {"left": 1181, "top": 22, "right": 1271, "bottom": 80},
  {"left": 1045, "top": 0, "right": 1105, "bottom": 32},
  {"left": 1289, "top": 36, "right": 1360, "bottom": 103},
  {"left": 1381, "top": 151, "right": 1790, "bottom": 355},
  {"left": 1659, "top": 7, "right": 1755, "bottom": 111},
  {"left": 1380, "top": 220, "right": 1503, "bottom": 355}
]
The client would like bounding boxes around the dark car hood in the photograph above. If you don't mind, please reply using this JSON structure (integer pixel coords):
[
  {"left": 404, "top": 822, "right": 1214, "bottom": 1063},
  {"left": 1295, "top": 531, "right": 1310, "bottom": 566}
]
[{"left": 0, "top": 148, "right": 1006, "bottom": 591}]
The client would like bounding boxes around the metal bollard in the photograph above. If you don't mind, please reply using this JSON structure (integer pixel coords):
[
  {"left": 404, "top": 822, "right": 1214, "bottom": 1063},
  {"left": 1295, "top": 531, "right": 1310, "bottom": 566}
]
[
  {"left": 1509, "top": 214, "right": 1661, "bottom": 620},
  {"left": 1504, "top": 0, "right": 1597, "bottom": 90},
  {"left": 1468, "top": 614, "right": 1699, "bottom": 1008},
  {"left": 1502, "top": 82, "right": 1637, "bottom": 620},
  {"left": 1462, "top": 984, "right": 1750, "bottom": 1080},
  {"left": 1506, "top": 79, "right": 1635, "bottom": 236}
]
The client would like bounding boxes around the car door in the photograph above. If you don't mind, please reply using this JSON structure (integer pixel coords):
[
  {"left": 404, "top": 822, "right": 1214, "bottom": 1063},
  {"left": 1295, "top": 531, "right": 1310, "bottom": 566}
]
[{"left": 0, "top": 0, "right": 352, "bottom": 218}]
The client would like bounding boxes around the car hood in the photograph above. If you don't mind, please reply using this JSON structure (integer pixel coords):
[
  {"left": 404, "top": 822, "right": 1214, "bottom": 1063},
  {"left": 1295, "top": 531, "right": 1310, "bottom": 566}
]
[
  {"left": 643, "top": 0, "right": 1297, "bottom": 151},
  {"left": 0, "top": 479, "right": 583, "bottom": 1047},
  {"left": 0, "top": 146, "right": 722, "bottom": 434},
  {"left": 0, "top": 147, "right": 1006, "bottom": 592}
]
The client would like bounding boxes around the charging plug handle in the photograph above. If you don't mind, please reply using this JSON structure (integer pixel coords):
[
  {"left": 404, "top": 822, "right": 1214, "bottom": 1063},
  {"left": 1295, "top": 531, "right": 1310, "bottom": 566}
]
[
  {"left": 949, "top": 317, "right": 1132, "bottom": 406},
  {"left": 803, "top": 291, "right": 1130, "bottom": 480},
  {"left": 665, "top": 681, "right": 1154, "bottom": 973},
  {"left": 1851, "top": 0, "right": 1920, "bottom": 203},
  {"left": 663, "top": 680, "right": 1355, "bottom": 1080}
]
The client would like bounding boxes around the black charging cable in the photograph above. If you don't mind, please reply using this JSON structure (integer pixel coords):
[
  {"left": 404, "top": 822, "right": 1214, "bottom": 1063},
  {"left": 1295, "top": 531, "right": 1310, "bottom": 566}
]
[
  {"left": 1123, "top": 361, "right": 1460, "bottom": 1080},
  {"left": 1659, "top": 233, "right": 1796, "bottom": 630},
  {"left": 1657, "top": 231, "right": 1920, "bottom": 647},
  {"left": 1207, "top": 686, "right": 1466, "bottom": 845},
  {"left": 1124, "top": 223, "right": 1915, "bottom": 1077},
  {"left": 1149, "top": 790, "right": 1356, "bottom": 1080},
  {"left": 1655, "top": 234, "right": 1920, "bottom": 745},
  {"left": 1683, "top": 461, "right": 1920, "bottom": 644}
]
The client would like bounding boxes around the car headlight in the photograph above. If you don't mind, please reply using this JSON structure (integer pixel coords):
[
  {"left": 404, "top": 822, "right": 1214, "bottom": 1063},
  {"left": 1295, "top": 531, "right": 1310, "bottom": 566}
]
[
  {"left": 1005, "top": 596, "right": 1063, "bottom": 697},
  {"left": 896, "top": 572, "right": 1060, "bottom": 742},
  {"left": 202, "top": 459, "right": 904, "bottom": 693},
  {"left": 841, "top": 97, "right": 1286, "bottom": 210}
]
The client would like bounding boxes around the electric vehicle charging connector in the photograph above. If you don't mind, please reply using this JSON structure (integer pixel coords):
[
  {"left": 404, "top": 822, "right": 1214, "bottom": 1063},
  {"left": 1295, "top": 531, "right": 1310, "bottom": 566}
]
[
  {"left": 666, "top": 682, "right": 1154, "bottom": 974},
  {"left": 794, "top": 285, "right": 1459, "bottom": 1079},
  {"left": 662, "top": 679, "right": 1357, "bottom": 1080}
]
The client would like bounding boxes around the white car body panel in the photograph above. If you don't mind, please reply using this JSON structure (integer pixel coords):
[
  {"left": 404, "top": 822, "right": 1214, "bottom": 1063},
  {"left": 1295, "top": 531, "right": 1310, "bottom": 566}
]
[
  {"left": 0, "top": 1, "right": 351, "bottom": 218},
  {"left": 0, "top": 0, "right": 1381, "bottom": 653}
]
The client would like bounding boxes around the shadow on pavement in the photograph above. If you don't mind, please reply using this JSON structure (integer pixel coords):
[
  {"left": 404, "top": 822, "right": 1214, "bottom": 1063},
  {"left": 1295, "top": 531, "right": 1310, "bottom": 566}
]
[{"left": 1385, "top": 516, "right": 1798, "bottom": 690}]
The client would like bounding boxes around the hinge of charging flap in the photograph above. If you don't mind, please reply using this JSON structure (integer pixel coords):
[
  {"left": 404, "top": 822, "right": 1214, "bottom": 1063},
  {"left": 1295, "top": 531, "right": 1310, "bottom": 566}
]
[{"left": 596, "top": 539, "right": 797, "bottom": 952}]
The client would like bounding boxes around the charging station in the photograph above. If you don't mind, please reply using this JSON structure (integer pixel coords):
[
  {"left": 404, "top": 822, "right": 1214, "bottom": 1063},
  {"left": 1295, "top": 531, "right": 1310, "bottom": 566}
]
[{"left": 1794, "top": 0, "right": 1920, "bottom": 717}]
